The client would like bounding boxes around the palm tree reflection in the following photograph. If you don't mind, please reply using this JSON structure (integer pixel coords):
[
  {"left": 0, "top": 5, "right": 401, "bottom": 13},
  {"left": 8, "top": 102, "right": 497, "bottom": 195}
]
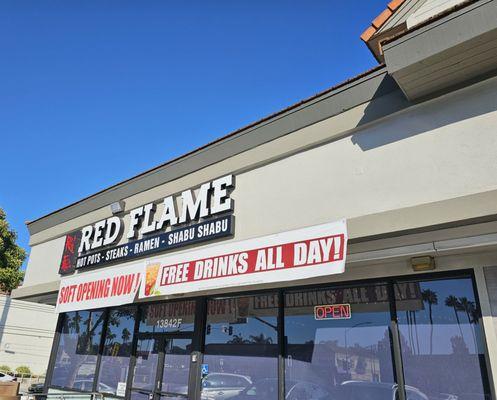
[
  {"left": 421, "top": 289, "right": 438, "bottom": 355},
  {"left": 458, "top": 297, "right": 477, "bottom": 350}
]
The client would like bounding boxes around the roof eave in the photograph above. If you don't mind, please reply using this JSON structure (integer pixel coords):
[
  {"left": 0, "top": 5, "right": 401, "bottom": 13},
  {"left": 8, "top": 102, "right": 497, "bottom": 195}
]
[{"left": 27, "top": 64, "right": 406, "bottom": 237}]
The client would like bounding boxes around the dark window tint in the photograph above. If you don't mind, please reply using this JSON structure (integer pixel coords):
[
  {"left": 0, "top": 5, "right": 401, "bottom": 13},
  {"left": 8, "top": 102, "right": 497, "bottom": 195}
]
[
  {"left": 51, "top": 310, "right": 105, "bottom": 390},
  {"left": 395, "top": 277, "right": 489, "bottom": 400},
  {"left": 284, "top": 284, "right": 395, "bottom": 399},
  {"left": 97, "top": 306, "right": 136, "bottom": 396},
  {"left": 201, "top": 294, "right": 279, "bottom": 399},
  {"left": 139, "top": 301, "right": 195, "bottom": 333}
]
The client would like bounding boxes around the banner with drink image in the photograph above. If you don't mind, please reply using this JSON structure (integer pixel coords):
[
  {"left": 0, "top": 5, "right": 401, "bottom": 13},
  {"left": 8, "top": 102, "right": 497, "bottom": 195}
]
[
  {"left": 141, "top": 220, "right": 348, "bottom": 299},
  {"left": 55, "top": 220, "right": 347, "bottom": 312}
]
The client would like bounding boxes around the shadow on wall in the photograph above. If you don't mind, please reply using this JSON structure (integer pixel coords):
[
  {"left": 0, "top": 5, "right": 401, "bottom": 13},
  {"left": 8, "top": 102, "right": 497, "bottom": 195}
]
[{"left": 351, "top": 74, "right": 497, "bottom": 151}]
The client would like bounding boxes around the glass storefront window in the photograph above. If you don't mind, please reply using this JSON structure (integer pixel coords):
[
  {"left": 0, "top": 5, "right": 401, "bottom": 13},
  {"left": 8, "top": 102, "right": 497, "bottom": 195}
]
[
  {"left": 284, "top": 283, "right": 395, "bottom": 400},
  {"left": 48, "top": 273, "right": 491, "bottom": 399},
  {"left": 160, "top": 338, "right": 192, "bottom": 395},
  {"left": 131, "top": 337, "right": 160, "bottom": 391},
  {"left": 139, "top": 300, "right": 195, "bottom": 333},
  {"left": 395, "top": 277, "right": 489, "bottom": 400},
  {"left": 51, "top": 310, "right": 105, "bottom": 390},
  {"left": 97, "top": 306, "right": 136, "bottom": 396},
  {"left": 201, "top": 294, "right": 279, "bottom": 400}
]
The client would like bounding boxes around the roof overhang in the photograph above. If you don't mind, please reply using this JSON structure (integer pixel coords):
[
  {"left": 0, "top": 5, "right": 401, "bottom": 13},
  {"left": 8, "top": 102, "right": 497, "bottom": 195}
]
[{"left": 382, "top": 0, "right": 497, "bottom": 100}]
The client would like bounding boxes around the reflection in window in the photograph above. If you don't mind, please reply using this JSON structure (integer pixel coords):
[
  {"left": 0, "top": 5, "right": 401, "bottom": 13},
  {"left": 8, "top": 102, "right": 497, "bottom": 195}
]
[
  {"left": 284, "top": 284, "right": 395, "bottom": 399},
  {"left": 201, "top": 294, "right": 279, "bottom": 400},
  {"left": 51, "top": 310, "right": 105, "bottom": 390},
  {"left": 161, "top": 338, "right": 192, "bottom": 395},
  {"left": 131, "top": 338, "right": 160, "bottom": 391},
  {"left": 396, "top": 277, "right": 490, "bottom": 400},
  {"left": 97, "top": 306, "right": 136, "bottom": 396},
  {"left": 139, "top": 301, "right": 195, "bottom": 333}
]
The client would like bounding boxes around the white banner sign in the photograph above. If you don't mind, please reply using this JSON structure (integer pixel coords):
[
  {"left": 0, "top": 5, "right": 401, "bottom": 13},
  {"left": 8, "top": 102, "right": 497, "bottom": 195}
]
[
  {"left": 55, "top": 262, "right": 142, "bottom": 313},
  {"left": 140, "top": 220, "right": 347, "bottom": 299}
]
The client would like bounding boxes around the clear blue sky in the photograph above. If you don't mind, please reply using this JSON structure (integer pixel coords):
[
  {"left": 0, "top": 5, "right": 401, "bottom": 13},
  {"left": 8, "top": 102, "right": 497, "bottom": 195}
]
[{"left": 0, "top": 0, "right": 386, "bottom": 266}]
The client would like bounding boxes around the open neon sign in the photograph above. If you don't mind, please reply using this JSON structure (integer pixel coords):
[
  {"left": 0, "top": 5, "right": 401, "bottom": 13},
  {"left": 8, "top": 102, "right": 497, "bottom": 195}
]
[{"left": 314, "top": 303, "right": 351, "bottom": 320}]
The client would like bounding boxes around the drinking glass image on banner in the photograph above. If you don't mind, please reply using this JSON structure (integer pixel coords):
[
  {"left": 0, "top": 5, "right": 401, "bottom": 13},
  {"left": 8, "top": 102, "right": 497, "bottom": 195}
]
[{"left": 145, "top": 263, "right": 161, "bottom": 296}]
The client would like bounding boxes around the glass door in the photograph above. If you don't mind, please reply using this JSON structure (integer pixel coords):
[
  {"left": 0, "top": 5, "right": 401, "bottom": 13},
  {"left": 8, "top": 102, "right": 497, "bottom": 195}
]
[
  {"left": 159, "top": 337, "right": 192, "bottom": 399},
  {"left": 130, "top": 334, "right": 193, "bottom": 400},
  {"left": 130, "top": 336, "right": 160, "bottom": 400}
]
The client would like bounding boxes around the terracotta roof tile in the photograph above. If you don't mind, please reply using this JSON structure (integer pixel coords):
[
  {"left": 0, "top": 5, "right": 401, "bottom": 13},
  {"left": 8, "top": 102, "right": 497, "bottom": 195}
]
[
  {"left": 360, "top": 26, "right": 377, "bottom": 42},
  {"left": 372, "top": 8, "right": 393, "bottom": 29},
  {"left": 361, "top": 0, "right": 407, "bottom": 42},
  {"left": 388, "top": 0, "right": 405, "bottom": 11}
]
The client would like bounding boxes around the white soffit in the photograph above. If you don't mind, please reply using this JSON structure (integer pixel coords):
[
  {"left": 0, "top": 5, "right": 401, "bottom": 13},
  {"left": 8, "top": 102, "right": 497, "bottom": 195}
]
[{"left": 407, "top": 0, "right": 469, "bottom": 28}]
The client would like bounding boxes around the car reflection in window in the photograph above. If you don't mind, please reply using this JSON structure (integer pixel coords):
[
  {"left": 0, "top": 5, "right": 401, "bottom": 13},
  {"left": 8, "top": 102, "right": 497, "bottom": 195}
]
[
  {"left": 339, "top": 381, "right": 429, "bottom": 400},
  {"left": 72, "top": 380, "right": 115, "bottom": 394},
  {"left": 231, "top": 378, "right": 433, "bottom": 400},
  {"left": 201, "top": 373, "right": 252, "bottom": 400},
  {"left": 231, "top": 378, "right": 332, "bottom": 400}
]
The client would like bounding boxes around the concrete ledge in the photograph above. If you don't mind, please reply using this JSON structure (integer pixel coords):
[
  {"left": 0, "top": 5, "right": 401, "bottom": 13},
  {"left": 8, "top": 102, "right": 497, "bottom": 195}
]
[{"left": 11, "top": 281, "right": 59, "bottom": 301}]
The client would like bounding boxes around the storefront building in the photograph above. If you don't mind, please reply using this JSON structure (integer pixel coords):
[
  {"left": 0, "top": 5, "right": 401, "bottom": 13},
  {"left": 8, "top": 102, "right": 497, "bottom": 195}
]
[{"left": 12, "top": 1, "right": 497, "bottom": 399}]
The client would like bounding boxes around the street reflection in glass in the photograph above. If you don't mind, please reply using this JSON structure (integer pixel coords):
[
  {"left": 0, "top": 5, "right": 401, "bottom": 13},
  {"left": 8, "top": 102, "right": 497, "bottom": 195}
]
[
  {"left": 51, "top": 310, "right": 105, "bottom": 390},
  {"left": 131, "top": 338, "right": 159, "bottom": 391},
  {"left": 201, "top": 294, "right": 279, "bottom": 399},
  {"left": 284, "top": 284, "right": 395, "bottom": 400},
  {"left": 98, "top": 306, "right": 136, "bottom": 396},
  {"left": 395, "top": 277, "right": 489, "bottom": 400},
  {"left": 161, "top": 338, "right": 191, "bottom": 396}
]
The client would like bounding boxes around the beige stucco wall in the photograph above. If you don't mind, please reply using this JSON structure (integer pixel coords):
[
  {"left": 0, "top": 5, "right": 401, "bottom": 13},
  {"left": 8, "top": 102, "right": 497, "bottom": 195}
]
[
  {"left": 23, "top": 236, "right": 66, "bottom": 287},
  {"left": 0, "top": 295, "right": 57, "bottom": 374}
]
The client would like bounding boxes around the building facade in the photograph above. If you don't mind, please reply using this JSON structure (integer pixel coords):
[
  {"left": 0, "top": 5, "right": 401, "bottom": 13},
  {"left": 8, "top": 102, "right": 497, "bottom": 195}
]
[{"left": 12, "top": 1, "right": 497, "bottom": 399}]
